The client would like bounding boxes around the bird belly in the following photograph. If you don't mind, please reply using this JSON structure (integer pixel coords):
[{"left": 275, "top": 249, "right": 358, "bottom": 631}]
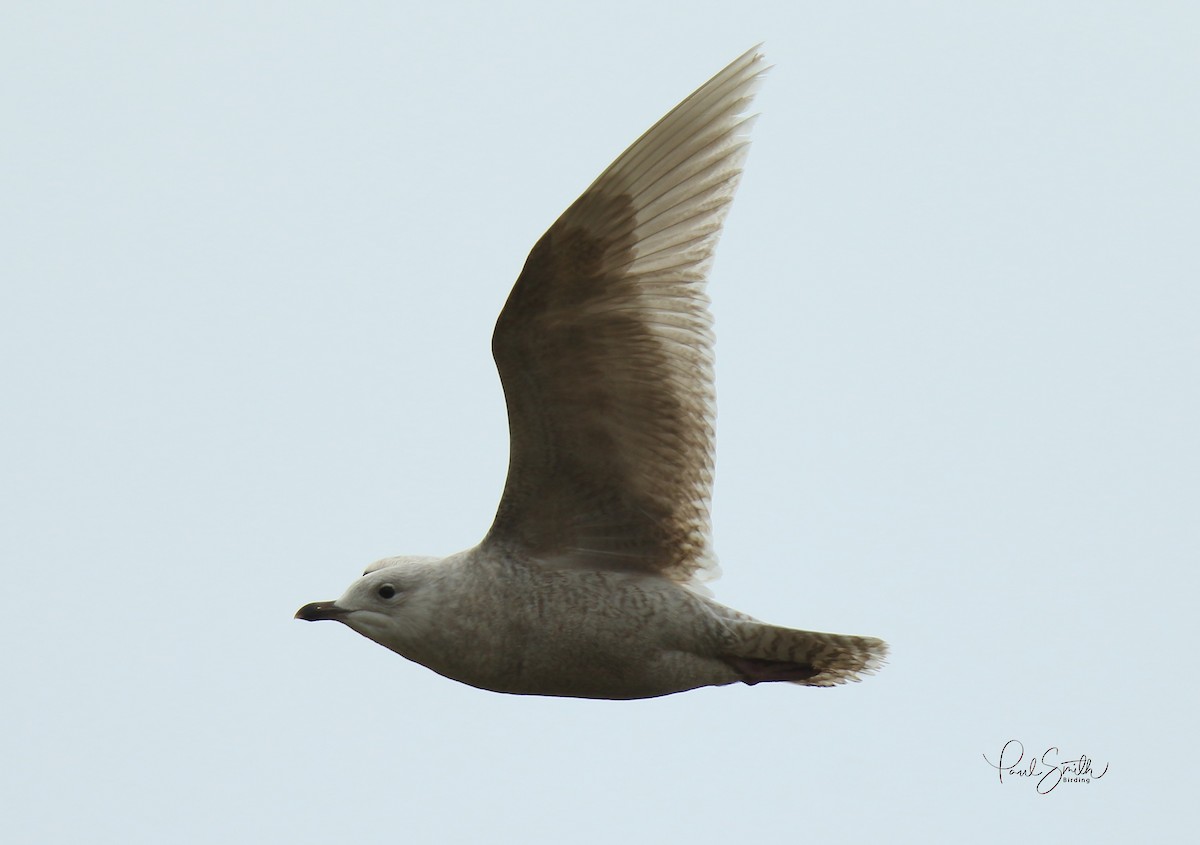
[{"left": 397, "top": 565, "right": 741, "bottom": 700}]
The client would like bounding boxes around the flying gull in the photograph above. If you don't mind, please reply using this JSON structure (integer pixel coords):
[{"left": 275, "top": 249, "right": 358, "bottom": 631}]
[{"left": 296, "top": 47, "right": 888, "bottom": 699}]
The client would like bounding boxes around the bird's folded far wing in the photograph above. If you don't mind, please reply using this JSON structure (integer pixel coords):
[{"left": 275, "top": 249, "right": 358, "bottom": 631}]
[{"left": 484, "top": 47, "right": 768, "bottom": 587}]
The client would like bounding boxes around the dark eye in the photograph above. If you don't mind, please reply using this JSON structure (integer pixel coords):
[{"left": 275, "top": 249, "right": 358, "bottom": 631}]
[{"left": 377, "top": 584, "right": 396, "bottom": 600}]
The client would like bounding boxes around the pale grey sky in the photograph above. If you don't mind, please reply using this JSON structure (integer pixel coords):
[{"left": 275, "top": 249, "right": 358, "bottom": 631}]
[{"left": 4, "top": 2, "right": 1197, "bottom": 842}]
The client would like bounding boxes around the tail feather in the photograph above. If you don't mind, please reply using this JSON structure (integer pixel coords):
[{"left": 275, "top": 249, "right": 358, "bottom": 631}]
[{"left": 723, "top": 622, "right": 888, "bottom": 687}]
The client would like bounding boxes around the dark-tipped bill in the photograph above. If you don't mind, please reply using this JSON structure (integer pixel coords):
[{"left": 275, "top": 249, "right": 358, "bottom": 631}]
[{"left": 295, "top": 601, "right": 347, "bottom": 622}]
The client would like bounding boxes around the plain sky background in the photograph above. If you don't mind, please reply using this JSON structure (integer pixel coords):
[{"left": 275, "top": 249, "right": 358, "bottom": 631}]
[{"left": 4, "top": 1, "right": 1198, "bottom": 842}]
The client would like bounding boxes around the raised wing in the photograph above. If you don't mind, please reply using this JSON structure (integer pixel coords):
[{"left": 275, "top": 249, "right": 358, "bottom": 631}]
[{"left": 484, "top": 47, "right": 767, "bottom": 586}]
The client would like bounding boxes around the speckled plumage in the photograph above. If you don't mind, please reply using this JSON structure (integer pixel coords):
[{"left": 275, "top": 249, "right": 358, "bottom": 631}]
[{"left": 296, "top": 47, "right": 887, "bottom": 699}]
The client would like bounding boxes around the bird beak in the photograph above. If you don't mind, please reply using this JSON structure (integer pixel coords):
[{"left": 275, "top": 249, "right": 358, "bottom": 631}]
[{"left": 295, "top": 600, "right": 347, "bottom": 622}]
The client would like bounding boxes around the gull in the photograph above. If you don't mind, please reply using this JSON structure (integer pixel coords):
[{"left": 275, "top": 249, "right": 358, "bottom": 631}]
[{"left": 296, "top": 47, "right": 887, "bottom": 699}]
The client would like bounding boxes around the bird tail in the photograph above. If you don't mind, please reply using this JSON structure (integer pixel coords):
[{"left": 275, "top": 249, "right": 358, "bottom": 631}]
[{"left": 722, "top": 621, "right": 888, "bottom": 687}]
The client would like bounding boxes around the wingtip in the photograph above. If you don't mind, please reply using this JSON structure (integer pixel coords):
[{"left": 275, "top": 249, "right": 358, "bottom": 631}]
[{"left": 732, "top": 43, "right": 772, "bottom": 76}]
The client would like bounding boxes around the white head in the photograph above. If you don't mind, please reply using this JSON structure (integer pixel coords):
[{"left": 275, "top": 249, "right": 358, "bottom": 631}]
[{"left": 295, "top": 555, "right": 443, "bottom": 651}]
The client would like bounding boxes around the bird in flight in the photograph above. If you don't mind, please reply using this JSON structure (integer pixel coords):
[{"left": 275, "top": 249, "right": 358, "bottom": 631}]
[{"left": 296, "top": 47, "right": 887, "bottom": 699}]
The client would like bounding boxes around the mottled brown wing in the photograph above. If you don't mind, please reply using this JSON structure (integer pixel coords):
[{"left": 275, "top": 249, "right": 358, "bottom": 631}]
[{"left": 483, "top": 48, "right": 767, "bottom": 586}]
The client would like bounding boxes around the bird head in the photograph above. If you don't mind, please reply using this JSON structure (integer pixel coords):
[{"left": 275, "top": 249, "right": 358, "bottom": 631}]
[{"left": 295, "top": 555, "right": 442, "bottom": 645}]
